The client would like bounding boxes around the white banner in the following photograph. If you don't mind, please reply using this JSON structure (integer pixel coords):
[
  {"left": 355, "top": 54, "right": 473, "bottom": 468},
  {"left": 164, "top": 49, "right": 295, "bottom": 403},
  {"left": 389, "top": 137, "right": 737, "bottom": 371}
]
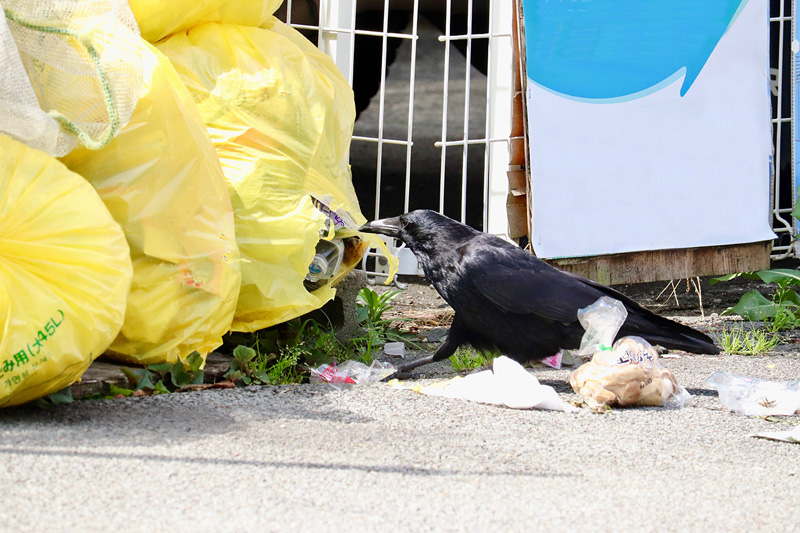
[{"left": 524, "top": 0, "right": 775, "bottom": 258}]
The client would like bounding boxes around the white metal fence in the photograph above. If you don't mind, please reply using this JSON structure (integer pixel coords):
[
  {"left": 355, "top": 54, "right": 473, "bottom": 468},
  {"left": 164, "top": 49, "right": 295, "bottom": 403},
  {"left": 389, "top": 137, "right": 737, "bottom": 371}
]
[
  {"left": 279, "top": 0, "right": 798, "bottom": 272},
  {"left": 771, "top": 0, "right": 796, "bottom": 258}
]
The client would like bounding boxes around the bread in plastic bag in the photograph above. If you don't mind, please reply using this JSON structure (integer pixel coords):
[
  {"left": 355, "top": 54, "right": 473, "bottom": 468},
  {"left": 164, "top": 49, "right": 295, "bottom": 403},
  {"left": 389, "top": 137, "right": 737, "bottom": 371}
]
[
  {"left": 1, "top": 0, "right": 146, "bottom": 156},
  {"left": 0, "top": 134, "right": 132, "bottom": 407},
  {"left": 61, "top": 41, "right": 242, "bottom": 365},
  {"left": 129, "top": 0, "right": 282, "bottom": 43},
  {"left": 569, "top": 297, "right": 690, "bottom": 407},
  {"left": 158, "top": 21, "right": 374, "bottom": 331}
]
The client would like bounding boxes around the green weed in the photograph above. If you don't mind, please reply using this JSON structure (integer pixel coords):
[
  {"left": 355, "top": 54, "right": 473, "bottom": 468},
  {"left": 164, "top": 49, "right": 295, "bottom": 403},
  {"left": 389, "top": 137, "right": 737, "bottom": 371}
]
[
  {"left": 35, "top": 386, "right": 74, "bottom": 411},
  {"left": 116, "top": 351, "right": 205, "bottom": 397},
  {"left": 717, "top": 325, "right": 781, "bottom": 355},
  {"left": 449, "top": 347, "right": 491, "bottom": 372},
  {"left": 221, "top": 286, "right": 425, "bottom": 385}
]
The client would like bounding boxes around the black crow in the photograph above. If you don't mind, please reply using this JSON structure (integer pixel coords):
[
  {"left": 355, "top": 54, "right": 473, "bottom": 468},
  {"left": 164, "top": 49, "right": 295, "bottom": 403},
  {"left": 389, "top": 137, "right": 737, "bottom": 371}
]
[{"left": 360, "top": 209, "right": 720, "bottom": 374}]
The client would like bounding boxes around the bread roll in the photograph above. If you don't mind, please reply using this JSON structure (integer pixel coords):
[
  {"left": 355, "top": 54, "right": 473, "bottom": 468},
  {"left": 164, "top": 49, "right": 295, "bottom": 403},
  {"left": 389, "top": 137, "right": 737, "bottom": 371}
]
[{"left": 570, "top": 359, "right": 682, "bottom": 407}]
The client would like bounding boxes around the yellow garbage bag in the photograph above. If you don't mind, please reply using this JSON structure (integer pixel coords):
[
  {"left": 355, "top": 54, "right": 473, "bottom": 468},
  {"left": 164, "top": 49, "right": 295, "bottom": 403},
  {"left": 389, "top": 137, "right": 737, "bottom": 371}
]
[
  {"left": 266, "top": 18, "right": 365, "bottom": 226},
  {"left": 128, "top": 0, "right": 283, "bottom": 43},
  {"left": 61, "top": 41, "right": 242, "bottom": 365},
  {"left": 0, "top": 134, "right": 132, "bottom": 407},
  {"left": 158, "top": 21, "right": 369, "bottom": 332}
]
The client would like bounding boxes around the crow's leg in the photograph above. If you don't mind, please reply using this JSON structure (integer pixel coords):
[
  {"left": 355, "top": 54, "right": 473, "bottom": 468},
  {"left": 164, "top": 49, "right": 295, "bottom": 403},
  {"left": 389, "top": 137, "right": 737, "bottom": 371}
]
[{"left": 393, "top": 320, "right": 466, "bottom": 375}]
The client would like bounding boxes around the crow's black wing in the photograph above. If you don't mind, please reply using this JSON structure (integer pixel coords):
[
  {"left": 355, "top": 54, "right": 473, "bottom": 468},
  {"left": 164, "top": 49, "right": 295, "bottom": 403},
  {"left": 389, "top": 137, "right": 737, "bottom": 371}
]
[{"left": 463, "top": 246, "right": 606, "bottom": 322}]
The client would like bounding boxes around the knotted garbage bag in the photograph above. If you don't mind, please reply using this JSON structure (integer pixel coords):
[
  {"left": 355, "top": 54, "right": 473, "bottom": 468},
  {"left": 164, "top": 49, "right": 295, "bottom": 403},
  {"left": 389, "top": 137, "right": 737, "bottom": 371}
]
[
  {"left": 158, "top": 19, "right": 373, "bottom": 332},
  {"left": 0, "top": 0, "right": 145, "bottom": 157},
  {"left": 129, "top": 0, "right": 282, "bottom": 43},
  {"left": 0, "top": 134, "right": 132, "bottom": 407},
  {"left": 61, "top": 41, "right": 242, "bottom": 365}
]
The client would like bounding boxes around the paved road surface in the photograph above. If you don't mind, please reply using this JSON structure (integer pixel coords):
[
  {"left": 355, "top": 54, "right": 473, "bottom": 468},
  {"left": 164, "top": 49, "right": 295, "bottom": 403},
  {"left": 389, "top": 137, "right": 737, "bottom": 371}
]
[{"left": 2, "top": 352, "right": 799, "bottom": 532}]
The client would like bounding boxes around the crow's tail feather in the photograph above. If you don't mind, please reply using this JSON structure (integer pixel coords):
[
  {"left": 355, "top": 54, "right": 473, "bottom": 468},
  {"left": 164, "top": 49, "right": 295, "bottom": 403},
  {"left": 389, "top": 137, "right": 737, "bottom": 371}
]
[{"left": 620, "top": 313, "right": 720, "bottom": 355}]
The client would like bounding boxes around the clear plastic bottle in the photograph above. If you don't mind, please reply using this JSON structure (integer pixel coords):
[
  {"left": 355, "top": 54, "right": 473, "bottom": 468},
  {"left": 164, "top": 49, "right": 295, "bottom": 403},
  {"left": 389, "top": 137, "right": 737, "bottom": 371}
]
[{"left": 306, "top": 238, "right": 344, "bottom": 282}]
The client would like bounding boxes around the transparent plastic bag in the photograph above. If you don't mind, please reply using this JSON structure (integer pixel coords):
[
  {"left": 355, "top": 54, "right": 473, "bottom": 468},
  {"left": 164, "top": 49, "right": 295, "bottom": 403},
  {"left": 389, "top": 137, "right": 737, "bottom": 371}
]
[
  {"left": 575, "top": 296, "right": 628, "bottom": 356},
  {"left": 570, "top": 297, "right": 690, "bottom": 407},
  {"left": 704, "top": 371, "right": 800, "bottom": 416}
]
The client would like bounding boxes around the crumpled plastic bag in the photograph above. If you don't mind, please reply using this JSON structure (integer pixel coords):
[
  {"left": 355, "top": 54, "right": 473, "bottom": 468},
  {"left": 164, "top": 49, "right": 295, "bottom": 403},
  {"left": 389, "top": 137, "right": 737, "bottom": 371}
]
[
  {"left": 61, "top": 41, "right": 242, "bottom": 365},
  {"left": 157, "top": 20, "right": 377, "bottom": 331},
  {"left": 129, "top": 0, "right": 282, "bottom": 43},
  {"left": 570, "top": 297, "right": 690, "bottom": 407},
  {"left": 398, "top": 356, "right": 577, "bottom": 412},
  {"left": 0, "top": 134, "right": 132, "bottom": 407},
  {"left": 310, "top": 360, "right": 396, "bottom": 388},
  {"left": 574, "top": 296, "right": 628, "bottom": 357},
  {"left": 704, "top": 371, "right": 800, "bottom": 416}
]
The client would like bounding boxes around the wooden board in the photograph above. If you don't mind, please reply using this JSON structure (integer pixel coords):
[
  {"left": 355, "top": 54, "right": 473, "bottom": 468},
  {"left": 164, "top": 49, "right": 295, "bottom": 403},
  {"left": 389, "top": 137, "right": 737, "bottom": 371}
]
[
  {"left": 547, "top": 241, "right": 771, "bottom": 285},
  {"left": 507, "top": 0, "right": 531, "bottom": 241}
]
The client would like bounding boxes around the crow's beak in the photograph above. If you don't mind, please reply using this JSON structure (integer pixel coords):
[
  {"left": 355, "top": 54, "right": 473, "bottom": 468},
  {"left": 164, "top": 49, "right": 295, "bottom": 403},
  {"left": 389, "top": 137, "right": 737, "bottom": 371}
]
[{"left": 359, "top": 216, "right": 403, "bottom": 238}]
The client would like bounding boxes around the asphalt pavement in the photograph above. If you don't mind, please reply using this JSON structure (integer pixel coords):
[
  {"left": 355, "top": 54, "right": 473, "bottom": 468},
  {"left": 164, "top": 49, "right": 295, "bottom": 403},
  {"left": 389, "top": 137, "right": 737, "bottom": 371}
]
[{"left": 2, "top": 350, "right": 799, "bottom": 532}]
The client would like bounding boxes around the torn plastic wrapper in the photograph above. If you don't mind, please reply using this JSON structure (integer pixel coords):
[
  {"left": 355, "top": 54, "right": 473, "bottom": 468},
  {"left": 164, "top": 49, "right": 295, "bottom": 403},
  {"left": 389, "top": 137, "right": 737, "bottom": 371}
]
[
  {"left": 750, "top": 424, "right": 800, "bottom": 443},
  {"left": 575, "top": 296, "right": 628, "bottom": 357},
  {"left": 383, "top": 342, "right": 405, "bottom": 358},
  {"left": 310, "top": 360, "right": 396, "bottom": 388},
  {"left": 395, "top": 356, "right": 577, "bottom": 412},
  {"left": 541, "top": 351, "right": 563, "bottom": 369},
  {"left": 704, "top": 371, "right": 800, "bottom": 416}
]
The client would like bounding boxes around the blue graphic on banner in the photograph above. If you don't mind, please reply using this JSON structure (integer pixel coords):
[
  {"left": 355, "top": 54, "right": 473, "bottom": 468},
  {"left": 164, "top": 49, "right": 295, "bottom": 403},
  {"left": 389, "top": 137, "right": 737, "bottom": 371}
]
[{"left": 524, "top": 0, "right": 749, "bottom": 101}]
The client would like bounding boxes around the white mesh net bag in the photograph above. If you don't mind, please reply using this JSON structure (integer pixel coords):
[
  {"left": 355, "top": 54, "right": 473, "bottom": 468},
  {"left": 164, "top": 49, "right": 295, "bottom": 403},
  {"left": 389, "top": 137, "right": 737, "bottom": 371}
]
[{"left": 0, "top": 0, "right": 145, "bottom": 156}]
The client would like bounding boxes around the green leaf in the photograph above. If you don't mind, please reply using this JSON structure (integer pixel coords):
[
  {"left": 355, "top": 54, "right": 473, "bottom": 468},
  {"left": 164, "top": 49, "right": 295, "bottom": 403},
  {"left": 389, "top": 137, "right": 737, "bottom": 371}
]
[
  {"left": 108, "top": 384, "right": 134, "bottom": 397},
  {"left": 171, "top": 362, "right": 190, "bottom": 387},
  {"left": 184, "top": 351, "right": 204, "bottom": 373},
  {"left": 727, "top": 290, "right": 780, "bottom": 320},
  {"left": 710, "top": 272, "right": 766, "bottom": 285},
  {"left": 356, "top": 305, "right": 369, "bottom": 324},
  {"left": 233, "top": 344, "right": 257, "bottom": 363},
  {"left": 710, "top": 273, "right": 743, "bottom": 285},
  {"left": 146, "top": 363, "right": 174, "bottom": 378},
  {"left": 170, "top": 353, "right": 204, "bottom": 388},
  {"left": 35, "top": 386, "right": 74, "bottom": 410},
  {"left": 46, "top": 386, "right": 74, "bottom": 405},
  {"left": 223, "top": 369, "right": 245, "bottom": 382},
  {"left": 152, "top": 380, "right": 171, "bottom": 395},
  {"left": 752, "top": 269, "right": 800, "bottom": 288},
  {"left": 778, "top": 289, "right": 800, "bottom": 307},
  {"left": 121, "top": 367, "right": 157, "bottom": 391},
  {"left": 791, "top": 197, "right": 800, "bottom": 221}
]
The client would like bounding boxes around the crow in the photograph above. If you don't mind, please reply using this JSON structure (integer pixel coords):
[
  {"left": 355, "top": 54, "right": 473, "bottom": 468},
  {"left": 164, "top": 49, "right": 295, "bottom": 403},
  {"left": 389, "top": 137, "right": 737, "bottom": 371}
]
[{"left": 360, "top": 209, "right": 720, "bottom": 374}]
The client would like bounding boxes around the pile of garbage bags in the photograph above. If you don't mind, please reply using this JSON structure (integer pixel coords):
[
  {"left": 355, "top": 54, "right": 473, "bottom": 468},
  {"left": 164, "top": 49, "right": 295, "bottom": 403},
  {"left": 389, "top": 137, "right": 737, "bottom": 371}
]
[{"left": 0, "top": 0, "right": 392, "bottom": 407}]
